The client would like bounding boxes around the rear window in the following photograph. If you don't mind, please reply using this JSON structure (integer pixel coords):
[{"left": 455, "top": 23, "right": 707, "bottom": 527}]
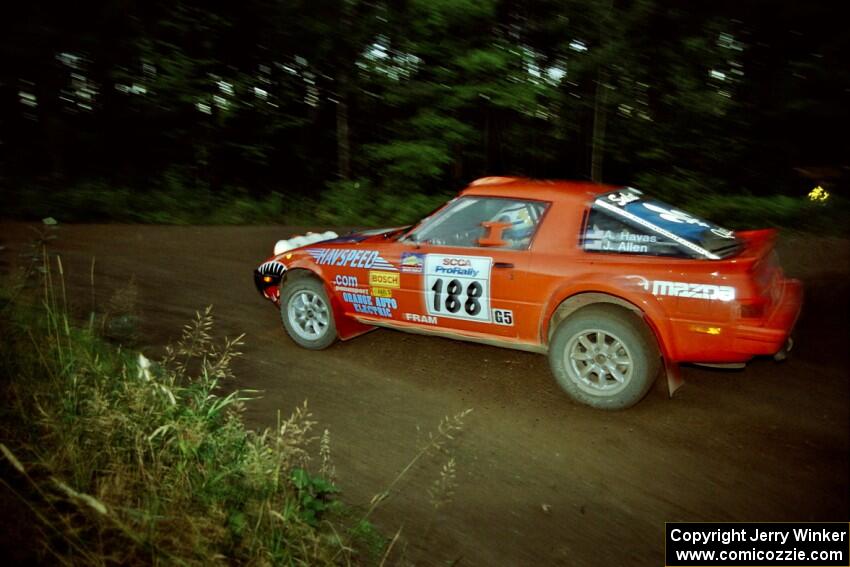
[
  {"left": 583, "top": 208, "right": 688, "bottom": 257},
  {"left": 582, "top": 188, "right": 742, "bottom": 259}
]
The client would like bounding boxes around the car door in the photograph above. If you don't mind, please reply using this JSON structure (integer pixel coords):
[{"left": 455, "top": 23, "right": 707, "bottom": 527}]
[
  {"left": 406, "top": 245, "right": 529, "bottom": 339},
  {"left": 393, "top": 196, "right": 549, "bottom": 343}
]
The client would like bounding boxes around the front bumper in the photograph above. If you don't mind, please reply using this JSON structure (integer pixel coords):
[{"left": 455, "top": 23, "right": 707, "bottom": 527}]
[
  {"left": 253, "top": 271, "right": 281, "bottom": 305},
  {"left": 253, "top": 270, "right": 267, "bottom": 295},
  {"left": 254, "top": 260, "right": 287, "bottom": 305}
]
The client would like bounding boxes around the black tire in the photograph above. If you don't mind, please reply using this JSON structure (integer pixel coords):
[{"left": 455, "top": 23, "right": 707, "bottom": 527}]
[
  {"left": 279, "top": 276, "right": 337, "bottom": 350},
  {"left": 548, "top": 304, "right": 660, "bottom": 410}
]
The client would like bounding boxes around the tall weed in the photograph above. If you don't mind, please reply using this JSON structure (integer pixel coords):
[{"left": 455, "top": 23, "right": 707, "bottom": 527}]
[
  {"left": 0, "top": 250, "right": 473, "bottom": 565},
  {"left": 0, "top": 259, "right": 351, "bottom": 564}
]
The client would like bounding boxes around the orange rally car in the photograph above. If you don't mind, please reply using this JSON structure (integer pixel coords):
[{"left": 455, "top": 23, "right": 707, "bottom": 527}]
[{"left": 254, "top": 177, "right": 801, "bottom": 409}]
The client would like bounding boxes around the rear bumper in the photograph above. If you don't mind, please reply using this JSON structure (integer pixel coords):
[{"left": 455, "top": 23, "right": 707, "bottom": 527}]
[{"left": 732, "top": 278, "right": 802, "bottom": 356}]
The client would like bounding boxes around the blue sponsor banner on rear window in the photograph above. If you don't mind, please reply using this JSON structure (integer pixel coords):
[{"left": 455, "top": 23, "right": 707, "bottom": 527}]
[
  {"left": 600, "top": 188, "right": 735, "bottom": 243},
  {"left": 595, "top": 188, "right": 741, "bottom": 259}
]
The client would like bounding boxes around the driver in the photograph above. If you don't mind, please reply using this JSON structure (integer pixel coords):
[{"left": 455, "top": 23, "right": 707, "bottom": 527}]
[{"left": 492, "top": 205, "right": 535, "bottom": 249}]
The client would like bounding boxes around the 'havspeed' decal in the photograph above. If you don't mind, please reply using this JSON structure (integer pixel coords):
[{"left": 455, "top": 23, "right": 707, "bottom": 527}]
[
  {"left": 306, "top": 248, "right": 397, "bottom": 271},
  {"left": 424, "top": 254, "right": 492, "bottom": 322}
]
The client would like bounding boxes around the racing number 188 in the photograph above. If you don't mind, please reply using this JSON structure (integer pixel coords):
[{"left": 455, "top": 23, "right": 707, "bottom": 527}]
[{"left": 431, "top": 278, "right": 482, "bottom": 316}]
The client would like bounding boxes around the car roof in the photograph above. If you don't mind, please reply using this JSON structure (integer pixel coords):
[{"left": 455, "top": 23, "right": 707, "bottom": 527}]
[{"left": 460, "top": 176, "right": 618, "bottom": 204}]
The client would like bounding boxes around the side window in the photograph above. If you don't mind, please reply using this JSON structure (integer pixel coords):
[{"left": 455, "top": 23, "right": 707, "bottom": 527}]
[
  {"left": 582, "top": 207, "right": 688, "bottom": 257},
  {"left": 409, "top": 197, "right": 547, "bottom": 250}
]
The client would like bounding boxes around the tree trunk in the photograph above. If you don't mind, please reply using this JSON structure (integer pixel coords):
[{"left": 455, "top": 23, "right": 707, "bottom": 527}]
[
  {"left": 590, "top": 70, "right": 608, "bottom": 183},
  {"left": 590, "top": 0, "right": 614, "bottom": 184},
  {"left": 336, "top": 74, "right": 351, "bottom": 181}
]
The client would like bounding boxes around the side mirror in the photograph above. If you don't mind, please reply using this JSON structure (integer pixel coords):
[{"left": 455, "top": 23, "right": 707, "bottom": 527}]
[{"left": 478, "top": 221, "right": 512, "bottom": 247}]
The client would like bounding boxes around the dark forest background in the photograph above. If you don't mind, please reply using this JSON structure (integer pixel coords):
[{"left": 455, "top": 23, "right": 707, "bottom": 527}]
[{"left": 1, "top": 0, "right": 848, "bottom": 226}]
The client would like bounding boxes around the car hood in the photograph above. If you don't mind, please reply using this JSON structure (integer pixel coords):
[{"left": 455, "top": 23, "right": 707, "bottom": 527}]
[
  {"left": 272, "top": 226, "right": 409, "bottom": 257},
  {"left": 322, "top": 226, "right": 409, "bottom": 244}
]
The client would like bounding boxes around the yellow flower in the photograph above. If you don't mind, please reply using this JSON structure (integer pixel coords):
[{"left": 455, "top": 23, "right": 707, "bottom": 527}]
[{"left": 808, "top": 185, "right": 830, "bottom": 202}]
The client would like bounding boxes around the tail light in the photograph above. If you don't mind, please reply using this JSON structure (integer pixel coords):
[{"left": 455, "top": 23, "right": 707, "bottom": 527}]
[{"left": 738, "top": 297, "right": 768, "bottom": 320}]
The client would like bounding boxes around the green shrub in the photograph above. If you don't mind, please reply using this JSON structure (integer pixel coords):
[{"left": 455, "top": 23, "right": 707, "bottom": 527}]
[
  {"left": 683, "top": 193, "right": 850, "bottom": 235},
  {"left": 8, "top": 175, "right": 845, "bottom": 234},
  {"left": 316, "top": 179, "right": 450, "bottom": 227},
  {"left": 4, "top": 179, "right": 306, "bottom": 225}
]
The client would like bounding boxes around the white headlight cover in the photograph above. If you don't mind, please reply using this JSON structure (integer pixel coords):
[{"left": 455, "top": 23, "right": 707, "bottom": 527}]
[{"left": 274, "top": 231, "right": 338, "bottom": 256}]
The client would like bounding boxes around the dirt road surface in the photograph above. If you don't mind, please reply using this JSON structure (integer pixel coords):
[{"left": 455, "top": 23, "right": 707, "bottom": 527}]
[{"left": 2, "top": 223, "right": 848, "bottom": 565}]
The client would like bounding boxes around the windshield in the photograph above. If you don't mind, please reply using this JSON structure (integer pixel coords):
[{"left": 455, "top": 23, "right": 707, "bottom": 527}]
[
  {"left": 405, "top": 196, "right": 547, "bottom": 250},
  {"left": 592, "top": 188, "right": 742, "bottom": 259}
]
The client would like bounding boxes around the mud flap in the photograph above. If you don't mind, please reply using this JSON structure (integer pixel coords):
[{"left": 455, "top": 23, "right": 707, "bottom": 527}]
[
  {"left": 328, "top": 291, "right": 375, "bottom": 341},
  {"left": 665, "top": 359, "right": 685, "bottom": 397},
  {"left": 773, "top": 336, "right": 794, "bottom": 362}
]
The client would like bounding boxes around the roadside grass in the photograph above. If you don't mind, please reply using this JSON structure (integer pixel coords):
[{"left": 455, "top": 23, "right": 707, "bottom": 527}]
[
  {"left": 0, "top": 249, "right": 472, "bottom": 565},
  {"left": 3, "top": 179, "right": 448, "bottom": 228},
  {"left": 0, "top": 270, "right": 353, "bottom": 564},
  {"left": 5, "top": 182, "right": 307, "bottom": 225}
]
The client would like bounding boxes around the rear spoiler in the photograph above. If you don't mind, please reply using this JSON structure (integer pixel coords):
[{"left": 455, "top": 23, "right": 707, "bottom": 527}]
[{"left": 728, "top": 229, "right": 778, "bottom": 271}]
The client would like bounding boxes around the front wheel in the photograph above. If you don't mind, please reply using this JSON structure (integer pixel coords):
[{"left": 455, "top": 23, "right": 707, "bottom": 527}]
[
  {"left": 548, "top": 305, "right": 660, "bottom": 410},
  {"left": 280, "top": 277, "right": 337, "bottom": 349}
]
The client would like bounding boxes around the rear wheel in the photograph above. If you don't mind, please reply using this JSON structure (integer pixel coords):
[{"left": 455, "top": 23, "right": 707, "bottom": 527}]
[
  {"left": 280, "top": 277, "right": 337, "bottom": 349},
  {"left": 548, "top": 305, "right": 659, "bottom": 410}
]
